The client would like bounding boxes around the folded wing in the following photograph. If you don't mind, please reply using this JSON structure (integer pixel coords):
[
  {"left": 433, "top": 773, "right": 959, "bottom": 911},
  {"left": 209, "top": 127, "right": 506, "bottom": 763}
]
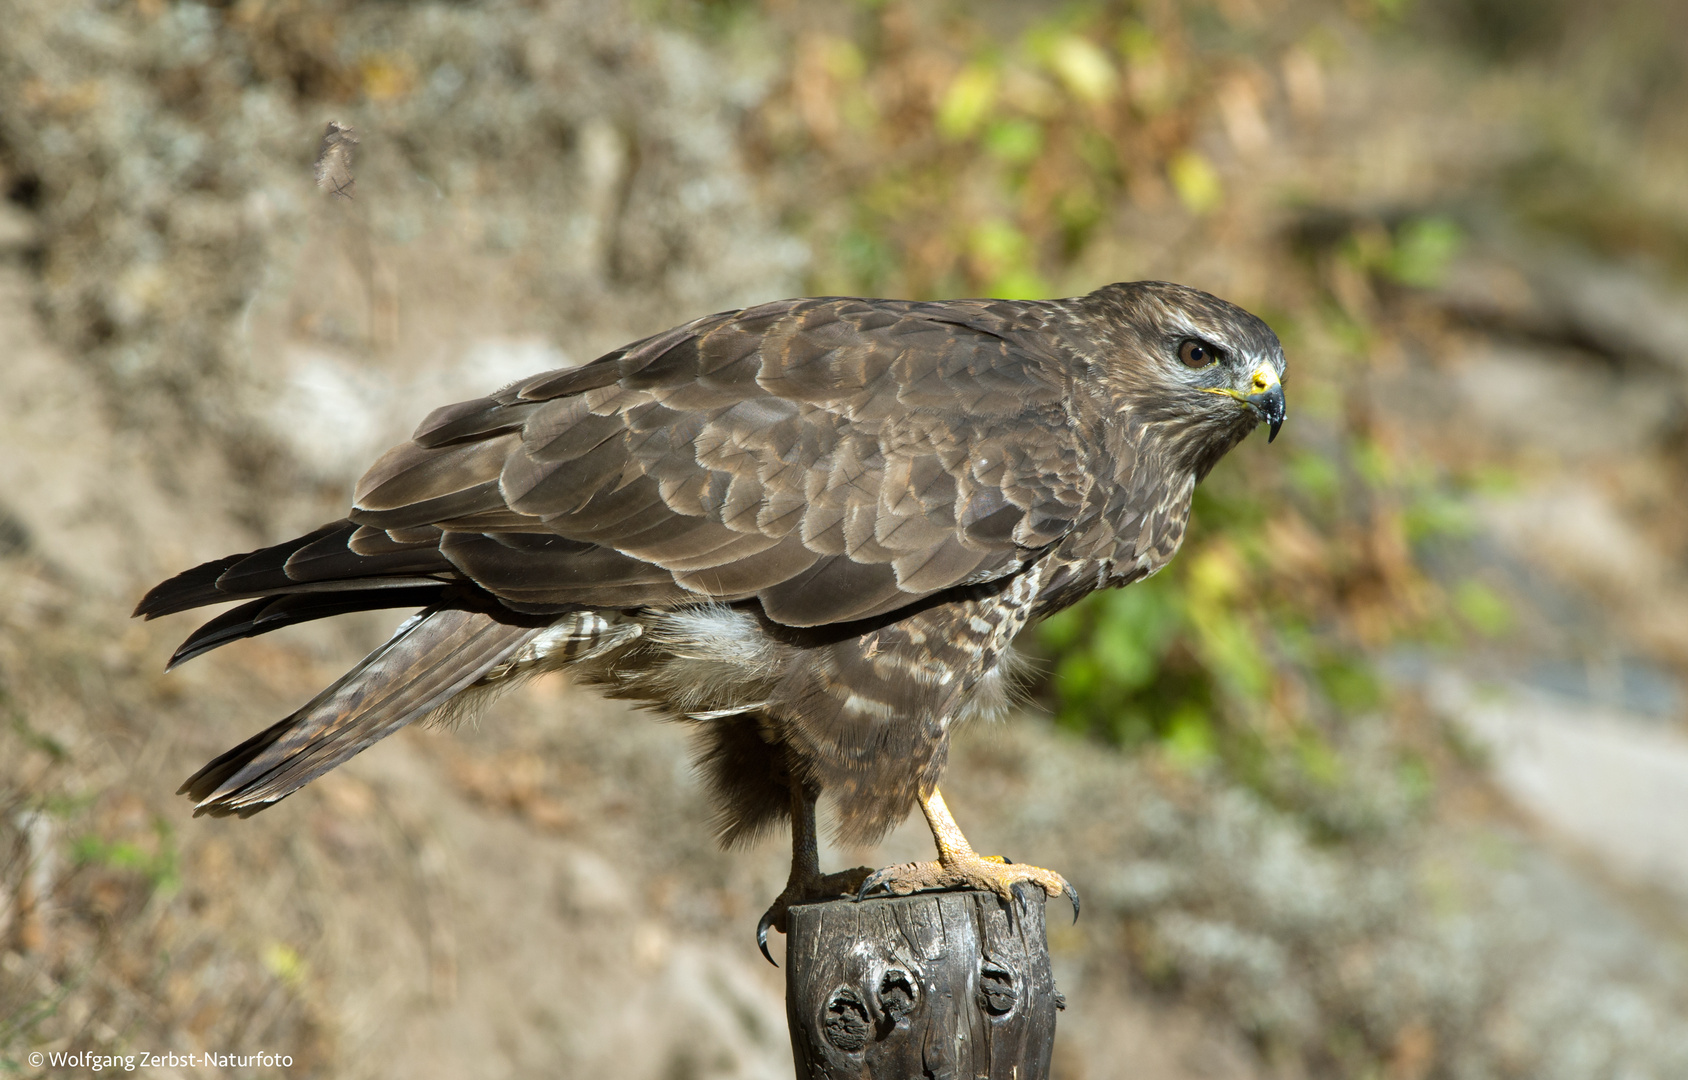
[{"left": 346, "top": 296, "right": 1095, "bottom": 627}]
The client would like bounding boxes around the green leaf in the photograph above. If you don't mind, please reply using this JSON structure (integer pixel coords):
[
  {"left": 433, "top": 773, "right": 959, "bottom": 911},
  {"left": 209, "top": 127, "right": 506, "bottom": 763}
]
[
  {"left": 1287, "top": 451, "right": 1341, "bottom": 502},
  {"left": 1169, "top": 151, "right": 1222, "bottom": 215},
  {"left": 1048, "top": 36, "right": 1118, "bottom": 104},
  {"left": 1164, "top": 705, "right": 1216, "bottom": 769},
  {"left": 262, "top": 942, "right": 309, "bottom": 989},
  {"left": 1296, "top": 731, "right": 1344, "bottom": 787},
  {"left": 982, "top": 118, "right": 1043, "bottom": 164},
  {"left": 1454, "top": 579, "right": 1512, "bottom": 637},
  {"left": 1402, "top": 489, "right": 1474, "bottom": 542},
  {"left": 1317, "top": 655, "right": 1383, "bottom": 714},
  {"left": 1385, "top": 215, "right": 1463, "bottom": 288},
  {"left": 989, "top": 267, "right": 1051, "bottom": 300},
  {"left": 937, "top": 64, "right": 998, "bottom": 140}
]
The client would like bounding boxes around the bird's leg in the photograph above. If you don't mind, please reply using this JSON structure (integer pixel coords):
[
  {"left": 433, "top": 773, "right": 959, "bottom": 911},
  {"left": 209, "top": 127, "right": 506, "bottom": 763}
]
[
  {"left": 858, "top": 787, "right": 1079, "bottom": 920},
  {"left": 756, "top": 781, "right": 872, "bottom": 965}
]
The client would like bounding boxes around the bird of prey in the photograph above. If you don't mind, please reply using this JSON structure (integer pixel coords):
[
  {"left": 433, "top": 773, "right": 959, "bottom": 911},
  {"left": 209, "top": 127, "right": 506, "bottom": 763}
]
[{"left": 136, "top": 281, "right": 1285, "bottom": 960}]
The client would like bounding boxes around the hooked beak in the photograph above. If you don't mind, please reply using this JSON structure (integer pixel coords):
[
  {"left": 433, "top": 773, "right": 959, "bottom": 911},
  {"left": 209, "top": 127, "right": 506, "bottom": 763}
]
[
  {"left": 1203, "top": 364, "right": 1286, "bottom": 442},
  {"left": 1248, "top": 376, "right": 1286, "bottom": 443}
]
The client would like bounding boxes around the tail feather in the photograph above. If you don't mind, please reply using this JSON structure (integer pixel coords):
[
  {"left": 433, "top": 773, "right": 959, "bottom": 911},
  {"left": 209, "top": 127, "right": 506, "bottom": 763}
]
[
  {"left": 180, "top": 607, "right": 542, "bottom": 817},
  {"left": 134, "top": 550, "right": 252, "bottom": 619},
  {"left": 135, "top": 520, "right": 454, "bottom": 620},
  {"left": 165, "top": 586, "right": 448, "bottom": 671},
  {"left": 136, "top": 522, "right": 347, "bottom": 618}
]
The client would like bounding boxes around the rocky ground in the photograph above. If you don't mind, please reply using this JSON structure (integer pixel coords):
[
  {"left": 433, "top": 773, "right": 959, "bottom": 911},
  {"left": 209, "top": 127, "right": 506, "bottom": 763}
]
[{"left": 3, "top": 2, "right": 1688, "bottom": 1078}]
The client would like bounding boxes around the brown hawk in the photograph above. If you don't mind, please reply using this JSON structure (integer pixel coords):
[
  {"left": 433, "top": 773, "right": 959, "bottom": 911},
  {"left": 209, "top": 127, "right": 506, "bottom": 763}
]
[{"left": 136, "top": 281, "right": 1285, "bottom": 960}]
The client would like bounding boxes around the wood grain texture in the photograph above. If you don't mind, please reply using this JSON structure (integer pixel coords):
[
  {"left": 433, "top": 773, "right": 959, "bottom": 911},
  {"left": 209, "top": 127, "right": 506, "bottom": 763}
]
[{"left": 785, "top": 889, "right": 1061, "bottom": 1080}]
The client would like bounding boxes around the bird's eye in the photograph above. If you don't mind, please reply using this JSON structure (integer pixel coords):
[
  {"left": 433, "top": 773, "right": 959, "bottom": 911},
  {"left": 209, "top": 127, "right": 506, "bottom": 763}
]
[{"left": 1178, "top": 339, "right": 1221, "bottom": 368}]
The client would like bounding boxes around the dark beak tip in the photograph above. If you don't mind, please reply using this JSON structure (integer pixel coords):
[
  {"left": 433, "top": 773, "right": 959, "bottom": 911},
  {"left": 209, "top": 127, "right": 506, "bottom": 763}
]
[{"left": 1246, "top": 385, "right": 1285, "bottom": 443}]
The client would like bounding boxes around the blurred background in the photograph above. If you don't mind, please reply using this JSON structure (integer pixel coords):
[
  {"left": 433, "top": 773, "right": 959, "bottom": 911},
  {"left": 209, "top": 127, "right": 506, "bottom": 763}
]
[{"left": 2, "top": 0, "right": 1688, "bottom": 1076}]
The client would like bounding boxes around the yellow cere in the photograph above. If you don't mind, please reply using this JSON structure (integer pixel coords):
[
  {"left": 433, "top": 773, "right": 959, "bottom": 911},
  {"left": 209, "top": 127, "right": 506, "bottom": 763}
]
[{"left": 1201, "top": 365, "right": 1279, "bottom": 403}]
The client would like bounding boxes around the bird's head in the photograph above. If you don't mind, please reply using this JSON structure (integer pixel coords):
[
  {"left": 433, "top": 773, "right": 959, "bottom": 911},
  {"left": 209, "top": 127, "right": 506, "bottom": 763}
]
[{"left": 1080, "top": 280, "right": 1287, "bottom": 475}]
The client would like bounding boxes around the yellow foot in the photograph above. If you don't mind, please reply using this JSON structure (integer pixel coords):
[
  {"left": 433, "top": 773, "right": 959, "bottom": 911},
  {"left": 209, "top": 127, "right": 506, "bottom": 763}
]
[
  {"left": 757, "top": 866, "right": 874, "bottom": 965},
  {"left": 857, "top": 851, "right": 1080, "bottom": 922}
]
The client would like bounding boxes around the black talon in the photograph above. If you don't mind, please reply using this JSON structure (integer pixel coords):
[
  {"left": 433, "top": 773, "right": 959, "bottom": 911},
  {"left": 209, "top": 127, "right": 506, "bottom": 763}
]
[
  {"left": 1067, "top": 881, "right": 1081, "bottom": 924},
  {"left": 856, "top": 870, "right": 889, "bottom": 901},
  {"left": 756, "top": 906, "right": 780, "bottom": 967}
]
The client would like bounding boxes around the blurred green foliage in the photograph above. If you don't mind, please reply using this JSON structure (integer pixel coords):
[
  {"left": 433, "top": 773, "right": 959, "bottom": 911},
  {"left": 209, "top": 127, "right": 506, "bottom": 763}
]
[
  {"left": 768, "top": 4, "right": 1226, "bottom": 300},
  {"left": 71, "top": 818, "right": 180, "bottom": 896},
  {"left": 1343, "top": 214, "right": 1466, "bottom": 289}
]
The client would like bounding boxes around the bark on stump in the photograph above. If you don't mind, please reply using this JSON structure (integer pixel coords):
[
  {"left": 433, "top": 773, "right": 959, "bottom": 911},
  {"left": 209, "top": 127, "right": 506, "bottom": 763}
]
[{"left": 784, "top": 888, "right": 1061, "bottom": 1079}]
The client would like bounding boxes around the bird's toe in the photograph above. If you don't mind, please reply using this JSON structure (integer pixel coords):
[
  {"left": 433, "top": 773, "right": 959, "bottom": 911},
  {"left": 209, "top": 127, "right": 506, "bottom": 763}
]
[
  {"left": 760, "top": 866, "right": 877, "bottom": 964},
  {"left": 853, "top": 851, "right": 1073, "bottom": 910}
]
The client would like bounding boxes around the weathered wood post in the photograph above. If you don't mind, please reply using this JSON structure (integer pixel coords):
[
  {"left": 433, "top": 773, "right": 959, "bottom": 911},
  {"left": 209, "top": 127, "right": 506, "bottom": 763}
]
[{"left": 784, "top": 888, "right": 1062, "bottom": 1079}]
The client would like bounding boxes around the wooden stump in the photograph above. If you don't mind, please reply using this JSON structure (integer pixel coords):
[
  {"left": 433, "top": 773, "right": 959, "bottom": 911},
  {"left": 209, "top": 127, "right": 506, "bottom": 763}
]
[{"left": 784, "top": 888, "right": 1062, "bottom": 1079}]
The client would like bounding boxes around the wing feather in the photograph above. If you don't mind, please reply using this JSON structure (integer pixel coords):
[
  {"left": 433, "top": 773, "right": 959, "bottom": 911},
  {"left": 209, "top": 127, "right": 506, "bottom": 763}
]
[{"left": 336, "top": 296, "right": 1095, "bottom": 625}]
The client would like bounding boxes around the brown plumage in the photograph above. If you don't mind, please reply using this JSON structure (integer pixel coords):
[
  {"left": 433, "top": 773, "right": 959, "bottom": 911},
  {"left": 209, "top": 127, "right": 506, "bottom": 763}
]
[{"left": 137, "top": 281, "right": 1285, "bottom": 950}]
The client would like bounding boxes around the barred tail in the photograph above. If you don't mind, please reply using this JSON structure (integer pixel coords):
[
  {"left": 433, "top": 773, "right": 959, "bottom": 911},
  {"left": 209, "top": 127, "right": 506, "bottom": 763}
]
[{"left": 180, "top": 607, "right": 542, "bottom": 817}]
